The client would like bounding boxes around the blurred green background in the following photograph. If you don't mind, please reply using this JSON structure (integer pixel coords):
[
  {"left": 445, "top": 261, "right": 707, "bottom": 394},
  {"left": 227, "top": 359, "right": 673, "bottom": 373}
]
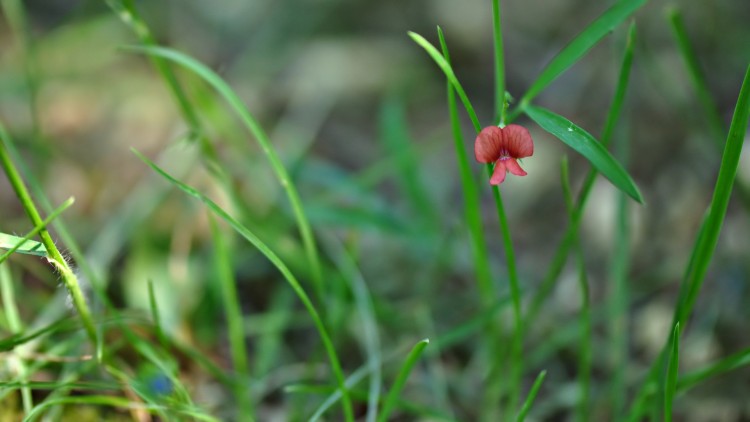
[{"left": 1, "top": 0, "right": 749, "bottom": 420}]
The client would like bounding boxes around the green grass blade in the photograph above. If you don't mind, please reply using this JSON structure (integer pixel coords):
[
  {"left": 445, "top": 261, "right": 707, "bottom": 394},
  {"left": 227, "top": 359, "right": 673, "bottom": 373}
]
[
  {"left": 322, "top": 234, "right": 382, "bottom": 422},
  {"left": 437, "top": 27, "right": 494, "bottom": 307},
  {"left": 626, "top": 64, "right": 750, "bottom": 422},
  {"left": 0, "top": 233, "right": 46, "bottom": 258},
  {"left": 676, "top": 64, "right": 750, "bottom": 329},
  {"left": 515, "top": 370, "right": 547, "bottom": 422},
  {"left": 525, "top": 22, "right": 637, "bottom": 328},
  {"left": 525, "top": 105, "right": 643, "bottom": 203},
  {"left": 209, "top": 216, "right": 253, "bottom": 420},
  {"left": 561, "top": 157, "right": 592, "bottom": 421},
  {"left": 678, "top": 346, "right": 750, "bottom": 393},
  {"left": 132, "top": 149, "right": 354, "bottom": 422},
  {"left": 667, "top": 8, "right": 725, "bottom": 143},
  {"left": 377, "top": 338, "right": 430, "bottom": 422},
  {"left": 409, "top": 30, "right": 481, "bottom": 132},
  {"left": 664, "top": 323, "right": 680, "bottom": 422},
  {"left": 125, "top": 45, "right": 325, "bottom": 302},
  {"left": 0, "top": 197, "right": 74, "bottom": 263},
  {"left": 379, "top": 96, "right": 436, "bottom": 229},
  {"left": 512, "top": 0, "right": 647, "bottom": 116}
]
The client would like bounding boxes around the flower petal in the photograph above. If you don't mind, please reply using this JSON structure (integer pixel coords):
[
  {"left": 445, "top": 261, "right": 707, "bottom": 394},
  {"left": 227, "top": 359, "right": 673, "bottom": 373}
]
[
  {"left": 503, "top": 157, "right": 527, "bottom": 176},
  {"left": 489, "top": 160, "right": 507, "bottom": 185},
  {"left": 502, "top": 124, "right": 534, "bottom": 158},
  {"left": 474, "top": 126, "right": 504, "bottom": 163}
]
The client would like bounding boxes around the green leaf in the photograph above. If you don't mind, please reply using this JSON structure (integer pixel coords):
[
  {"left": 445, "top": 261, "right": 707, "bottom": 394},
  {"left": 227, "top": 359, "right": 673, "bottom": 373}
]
[
  {"left": 408, "top": 30, "right": 481, "bottom": 133},
  {"left": 515, "top": 0, "right": 647, "bottom": 112},
  {"left": 664, "top": 323, "right": 680, "bottom": 422},
  {"left": 525, "top": 105, "right": 643, "bottom": 203},
  {"left": 377, "top": 339, "right": 430, "bottom": 422},
  {"left": 0, "top": 232, "right": 47, "bottom": 257}
]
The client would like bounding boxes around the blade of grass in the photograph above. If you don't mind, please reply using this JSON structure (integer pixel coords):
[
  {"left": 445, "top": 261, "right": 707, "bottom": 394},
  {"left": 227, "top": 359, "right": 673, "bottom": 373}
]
[
  {"left": 322, "top": 234, "right": 382, "bottom": 422},
  {"left": 379, "top": 96, "right": 437, "bottom": 230},
  {"left": 133, "top": 149, "right": 354, "bottom": 422},
  {"left": 664, "top": 323, "right": 680, "bottom": 422},
  {"left": 509, "top": 0, "right": 647, "bottom": 119},
  {"left": 678, "top": 346, "right": 750, "bottom": 393},
  {"left": 666, "top": 8, "right": 725, "bottom": 143},
  {"left": 409, "top": 30, "right": 481, "bottom": 132},
  {"left": 0, "top": 197, "right": 74, "bottom": 263},
  {"left": 437, "top": 28, "right": 494, "bottom": 309},
  {"left": 515, "top": 370, "right": 547, "bottom": 422},
  {"left": 0, "top": 125, "right": 97, "bottom": 347},
  {"left": 526, "top": 22, "right": 637, "bottom": 327},
  {"left": 667, "top": 7, "right": 750, "bottom": 210},
  {"left": 0, "top": 233, "right": 45, "bottom": 258},
  {"left": 561, "top": 157, "right": 592, "bottom": 422},
  {"left": 626, "top": 64, "right": 750, "bottom": 422},
  {"left": 0, "top": 263, "right": 34, "bottom": 413},
  {"left": 209, "top": 216, "right": 253, "bottom": 420},
  {"left": 377, "top": 338, "right": 430, "bottom": 422},
  {"left": 610, "top": 88, "right": 632, "bottom": 417},
  {"left": 526, "top": 105, "right": 643, "bottom": 203},
  {"left": 124, "top": 45, "right": 325, "bottom": 303}
]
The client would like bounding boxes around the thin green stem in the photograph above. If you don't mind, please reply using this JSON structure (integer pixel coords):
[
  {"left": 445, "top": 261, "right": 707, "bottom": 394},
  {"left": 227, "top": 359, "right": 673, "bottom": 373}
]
[
  {"left": 487, "top": 173, "right": 523, "bottom": 417},
  {"left": 0, "top": 127, "right": 97, "bottom": 347},
  {"left": 209, "top": 217, "right": 253, "bottom": 420},
  {"left": 492, "top": 0, "right": 506, "bottom": 124},
  {"left": 515, "top": 370, "right": 547, "bottom": 422},
  {"left": 0, "top": 198, "right": 74, "bottom": 264},
  {"left": 561, "top": 158, "right": 591, "bottom": 422}
]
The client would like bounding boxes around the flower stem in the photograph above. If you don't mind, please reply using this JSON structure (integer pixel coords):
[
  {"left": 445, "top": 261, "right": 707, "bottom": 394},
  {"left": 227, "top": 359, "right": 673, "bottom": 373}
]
[
  {"left": 488, "top": 174, "right": 524, "bottom": 418},
  {"left": 492, "top": 0, "right": 506, "bottom": 125}
]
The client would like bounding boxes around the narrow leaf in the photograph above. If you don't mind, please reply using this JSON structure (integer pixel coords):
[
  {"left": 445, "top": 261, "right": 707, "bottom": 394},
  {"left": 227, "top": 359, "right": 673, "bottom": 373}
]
[
  {"left": 132, "top": 149, "right": 354, "bottom": 421},
  {"left": 516, "top": 370, "right": 547, "bottom": 422},
  {"left": 377, "top": 339, "right": 430, "bottom": 422},
  {"left": 408, "top": 30, "right": 481, "bottom": 132},
  {"left": 0, "top": 232, "right": 46, "bottom": 257},
  {"left": 515, "top": 0, "right": 647, "bottom": 112},
  {"left": 664, "top": 323, "right": 680, "bottom": 422},
  {"left": 526, "top": 105, "right": 643, "bottom": 203}
]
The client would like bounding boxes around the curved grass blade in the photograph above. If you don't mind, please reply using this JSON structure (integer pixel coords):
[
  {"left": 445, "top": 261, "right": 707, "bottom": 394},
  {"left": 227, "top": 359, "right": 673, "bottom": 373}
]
[
  {"left": 516, "top": 370, "right": 547, "bottom": 422},
  {"left": 667, "top": 8, "right": 725, "bottom": 143},
  {"left": 511, "top": 0, "right": 647, "bottom": 117},
  {"left": 124, "top": 45, "right": 324, "bottom": 302},
  {"left": 678, "top": 346, "right": 750, "bottom": 393},
  {"left": 626, "top": 64, "right": 750, "bottom": 422},
  {"left": 0, "top": 198, "right": 74, "bottom": 263},
  {"left": 133, "top": 149, "right": 354, "bottom": 422},
  {"left": 664, "top": 323, "right": 680, "bottom": 422},
  {"left": 377, "top": 338, "right": 430, "bottom": 422},
  {"left": 525, "top": 105, "right": 643, "bottom": 203},
  {"left": 408, "top": 30, "right": 481, "bottom": 132},
  {"left": 322, "top": 234, "right": 382, "bottom": 422}
]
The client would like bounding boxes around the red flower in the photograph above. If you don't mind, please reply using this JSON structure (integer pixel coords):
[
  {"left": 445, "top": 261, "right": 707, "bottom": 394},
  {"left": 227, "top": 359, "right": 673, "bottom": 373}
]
[{"left": 474, "top": 124, "right": 534, "bottom": 185}]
